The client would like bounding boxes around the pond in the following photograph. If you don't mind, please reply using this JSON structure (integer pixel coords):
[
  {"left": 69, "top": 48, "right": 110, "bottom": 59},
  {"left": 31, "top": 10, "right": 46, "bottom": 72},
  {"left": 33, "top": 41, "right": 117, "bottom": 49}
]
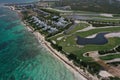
[{"left": 76, "top": 32, "right": 108, "bottom": 45}]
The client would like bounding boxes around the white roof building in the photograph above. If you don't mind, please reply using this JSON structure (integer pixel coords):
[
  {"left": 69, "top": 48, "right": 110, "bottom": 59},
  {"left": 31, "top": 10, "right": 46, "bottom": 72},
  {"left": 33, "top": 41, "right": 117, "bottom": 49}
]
[
  {"left": 42, "top": 27, "right": 48, "bottom": 31},
  {"left": 52, "top": 16, "right": 59, "bottom": 19},
  {"left": 56, "top": 22, "right": 65, "bottom": 27},
  {"left": 59, "top": 17, "right": 67, "bottom": 23},
  {"left": 48, "top": 28, "right": 58, "bottom": 33}
]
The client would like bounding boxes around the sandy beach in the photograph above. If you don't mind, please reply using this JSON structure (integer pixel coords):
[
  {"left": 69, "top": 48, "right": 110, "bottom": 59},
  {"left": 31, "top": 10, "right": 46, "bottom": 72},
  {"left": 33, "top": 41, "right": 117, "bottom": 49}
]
[{"left": 25, "top": 24, "right": 95, "bottom": 80}]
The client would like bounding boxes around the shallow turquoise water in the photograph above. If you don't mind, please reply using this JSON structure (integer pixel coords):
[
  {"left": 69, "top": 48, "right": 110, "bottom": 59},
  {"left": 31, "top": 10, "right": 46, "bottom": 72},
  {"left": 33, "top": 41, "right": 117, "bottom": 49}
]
[{"left": 0, "top": 5, "right": 75, "bottom": 80}]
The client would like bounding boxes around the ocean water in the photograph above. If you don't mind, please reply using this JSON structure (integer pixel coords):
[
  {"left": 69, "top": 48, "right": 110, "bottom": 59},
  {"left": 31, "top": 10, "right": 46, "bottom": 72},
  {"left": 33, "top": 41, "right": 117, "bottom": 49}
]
[{"left": 0, "top": 1, "right": 76, "bottom": 80}]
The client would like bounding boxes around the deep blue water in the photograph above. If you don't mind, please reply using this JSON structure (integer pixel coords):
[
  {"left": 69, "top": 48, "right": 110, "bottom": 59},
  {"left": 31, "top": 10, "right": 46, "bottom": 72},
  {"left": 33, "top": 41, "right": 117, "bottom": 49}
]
[
  {"left": 76, "top": 33, "right": 108, "bottom": 45},
  {"left": 0, "top": 1, "right": 77, "bottom": 80}
]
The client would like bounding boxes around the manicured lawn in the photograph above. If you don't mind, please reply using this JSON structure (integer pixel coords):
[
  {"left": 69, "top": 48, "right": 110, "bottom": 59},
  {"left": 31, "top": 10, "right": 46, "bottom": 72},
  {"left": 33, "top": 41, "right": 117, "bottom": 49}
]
[
  {"left": 75, "top": 26, "right": 120, "bottom": 37},
  {"left": 100, "top": 53, "right": 120, "bottom": 60},
  {"left": 49, "top": 33, "right": 64, "bottom": 41},
  {"left": 49, "top": 23, "right": 120, "bottom": 61},
  {"left": 98, "top": 19, "right": 120, "bottom": 22},
  {"left": 58, "top": 37, "right": 120, "bottom": 61},
  {"left": 67, "top": 23, "right": 90, "bottom": 34}
]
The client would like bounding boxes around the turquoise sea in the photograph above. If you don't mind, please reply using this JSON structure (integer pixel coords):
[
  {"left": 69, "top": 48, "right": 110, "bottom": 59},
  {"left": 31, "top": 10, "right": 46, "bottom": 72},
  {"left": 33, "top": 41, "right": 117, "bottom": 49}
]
[{"left": 0, "top": 1, "right": 76, "bottom": 80}]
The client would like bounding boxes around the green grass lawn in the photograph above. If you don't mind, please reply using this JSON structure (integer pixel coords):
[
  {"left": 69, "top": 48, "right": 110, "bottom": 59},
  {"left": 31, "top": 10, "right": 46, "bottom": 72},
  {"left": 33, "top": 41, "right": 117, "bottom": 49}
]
[
  {"left": 49, "top": 22, "right": 120, "bottom": 61},
  {"left": 75, "top": 26, "right": 120, "bottom": 37},
  {"left": 57, "top": 37, "right": 120, "bottom": 61},
  {"left": 67, "top": 23, "right": 90, "bottom": 34},
  {"left": 97, "top": 19, "right": 120, "bottom": 23},
  {"left": 100, "top": 53, "right": 120, "bottom": 60}
]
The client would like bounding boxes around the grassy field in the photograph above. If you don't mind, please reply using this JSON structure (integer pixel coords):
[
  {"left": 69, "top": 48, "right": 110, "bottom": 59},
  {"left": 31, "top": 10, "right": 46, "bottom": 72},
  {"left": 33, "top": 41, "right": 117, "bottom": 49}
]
[
  {"left": 67, "top": 23, "right": 90, "bottom": 34},
  {"left": 49, "top": 23, "right": 120, "bottom": 61},
  {"left": 75, "top": 26, "right": 120, "bottom": 37},
  {"left": 100, "top": 53, "right": 120, "bottom": 60},
  {"left": 92, "top": 19, "right": 120, "bottom": 23},
  {"left": 57, "top": 37, "right": 120, "bottom": 61},
  {"left": 46, "top": 8, "right": 120, "bottom": 62}
]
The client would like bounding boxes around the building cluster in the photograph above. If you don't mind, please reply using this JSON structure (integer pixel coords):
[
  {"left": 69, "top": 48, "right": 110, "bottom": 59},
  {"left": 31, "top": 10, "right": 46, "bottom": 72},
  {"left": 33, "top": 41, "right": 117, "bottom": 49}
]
[
  {"left": 52, "top": 16, "right": 68, "bottom": 28},
  {"left": 29, "top": 15, "right": 69, "bottom": 34},
  {"left": 12, "top": 2, "right": 70, "bottom": 34},
  {"left": 30, "top": 16, "right": 58, "bottom": 33},
  {"left": 13, "top": 3, "right": 35, "bottom": 12}
]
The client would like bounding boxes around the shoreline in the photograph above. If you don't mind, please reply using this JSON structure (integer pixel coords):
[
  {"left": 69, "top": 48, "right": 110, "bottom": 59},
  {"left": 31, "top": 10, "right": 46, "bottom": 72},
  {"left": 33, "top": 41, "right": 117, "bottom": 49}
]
[
  {"left": 24, "top": 21, "right": 92, "bottom": 80},
  {"left": 8, "top": 5, "right": 98, "bottom": 80}
]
